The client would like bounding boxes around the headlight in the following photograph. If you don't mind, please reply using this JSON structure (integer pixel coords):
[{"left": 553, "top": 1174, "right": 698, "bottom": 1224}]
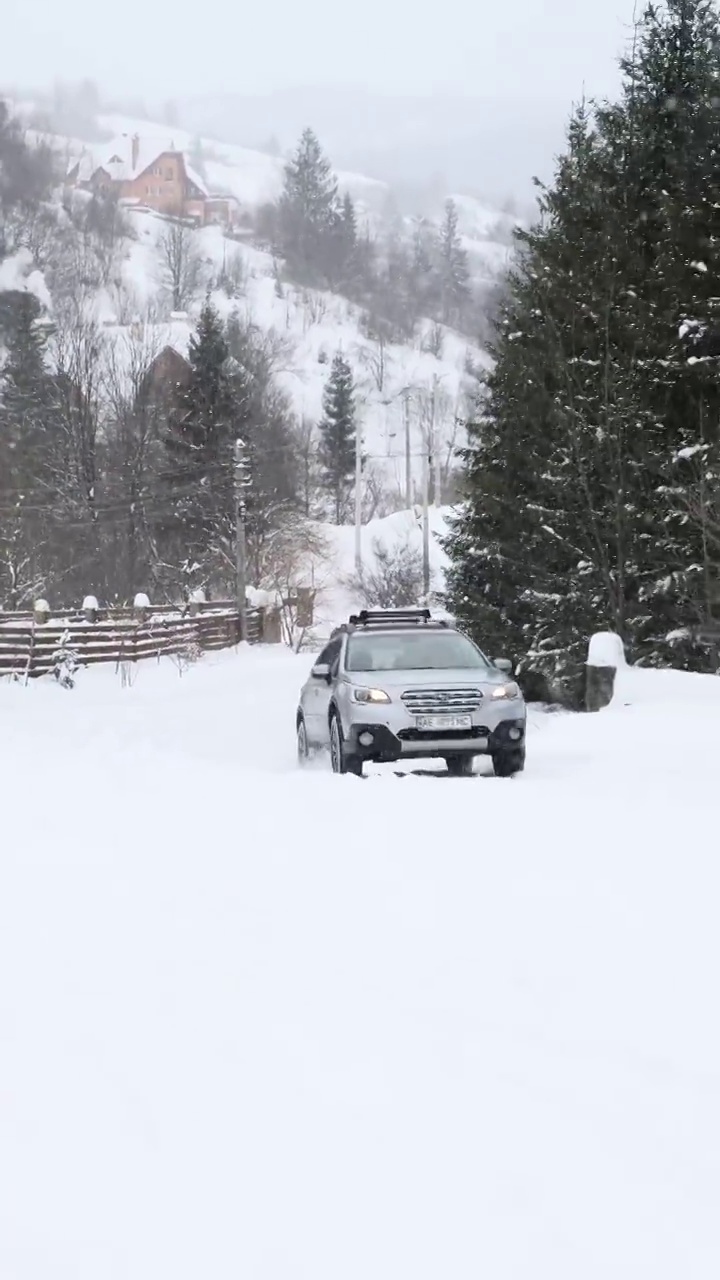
[
  {"left": 352, "top": 687, "right": 391, "bottom": 704},
  {"left": 492, "top": 681, "right": 521, "bottom": 700}
]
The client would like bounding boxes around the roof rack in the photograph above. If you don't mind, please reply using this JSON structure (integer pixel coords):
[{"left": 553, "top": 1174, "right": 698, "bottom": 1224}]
[{"left": 348, "top": 608, "right": 435, "bottom": 628}]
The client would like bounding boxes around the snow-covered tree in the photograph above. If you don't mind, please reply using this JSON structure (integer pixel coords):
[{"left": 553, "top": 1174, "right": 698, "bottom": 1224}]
[
  {"left": 438, "top": 199, "right": 470, "bottom": 328},
  {"left": 446, "top": 0, "right": 720, "bottom": 697},
  {"left": 277, "top": 128, "right": 340, "bottom": 285},
  {"left": 318, "top": 352, "right": 357, "bottom": 524}
]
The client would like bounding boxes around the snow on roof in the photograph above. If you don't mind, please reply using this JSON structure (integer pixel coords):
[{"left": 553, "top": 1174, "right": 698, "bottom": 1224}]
[
  {"left": 184, "top": 162, "right": 209, "bottom": 198},
  {"left": 69, "top": 133, "right": 209, "bottom": 193}
]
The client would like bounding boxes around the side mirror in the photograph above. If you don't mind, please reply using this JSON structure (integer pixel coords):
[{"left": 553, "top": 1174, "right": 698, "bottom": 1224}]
[
  {"left": 494, "top": 657, "right": 513, "bottom": 674},
  {"left": 311, "top": 662, "right": 331, "bottom": 680}
]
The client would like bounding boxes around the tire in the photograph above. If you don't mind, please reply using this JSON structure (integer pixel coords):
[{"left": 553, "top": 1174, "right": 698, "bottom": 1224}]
[
  {"left": 446, "top": 754, "right": 476, "bottom": 777},
  {"left": 492, "top": 747, "right": 526, "bottom": 777},
  {"left": 297, "top": 715, "right": 311, "bottom": 767},
  {"left": 329, "top": 712, "right": 363, "bottom": 777}
]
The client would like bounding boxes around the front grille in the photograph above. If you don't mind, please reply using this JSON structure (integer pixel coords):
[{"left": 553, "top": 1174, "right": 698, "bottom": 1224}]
[
  {"left": 397, "top": 726, "right": 490, "bottom": 743},
  {"left": 401, "top": 687, "right": 484, "bottom": 715}
]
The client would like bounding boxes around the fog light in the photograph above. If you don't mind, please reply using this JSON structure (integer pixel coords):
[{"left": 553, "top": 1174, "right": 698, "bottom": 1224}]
[
  {"left": 359, "top": 731, "right": 374, "bottom": 747},
  {"left": 509, "top": 727, "right": 522, "bottom": 741}
]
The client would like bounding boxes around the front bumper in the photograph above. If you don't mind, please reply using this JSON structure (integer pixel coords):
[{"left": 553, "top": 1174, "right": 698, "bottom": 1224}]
[{"left": 345, "top": 717, "right": 526, "bottom": 763}]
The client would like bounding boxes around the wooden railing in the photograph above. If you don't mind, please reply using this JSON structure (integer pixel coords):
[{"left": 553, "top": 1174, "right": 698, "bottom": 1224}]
[{"left": 0, "top": 601, "right": 264, "bottom": 680}]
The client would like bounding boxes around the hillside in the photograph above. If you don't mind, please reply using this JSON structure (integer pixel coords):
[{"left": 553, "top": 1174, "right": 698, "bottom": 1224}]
[
  {"left": 0, "top": 98, "right": 515, "bottom": 610},
  {"left": 3, "top": 108, "right": 513, "bottom": 495}
]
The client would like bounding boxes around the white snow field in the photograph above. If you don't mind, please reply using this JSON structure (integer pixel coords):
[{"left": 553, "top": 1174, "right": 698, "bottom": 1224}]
[{"left": 1, "top": 647, "right": 719, "bottom": 1279}]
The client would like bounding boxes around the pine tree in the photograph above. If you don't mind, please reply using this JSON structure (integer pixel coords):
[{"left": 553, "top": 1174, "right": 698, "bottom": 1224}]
[
  {"left": 0, "top": 292, "right": 54, "bottom": 604},
  {"left": 318, "top": 352, "right": 356, "bottom": 524},
  {"left": 224, "top": 312, "right": 299, "bottom": 580},
  {"left": 410, "top": 219, "right": 441, "bottom": 317},
  {"left": 188, "top": 135, "right": 207, "bottom": 183},
  {"left": 438, "top": 199, "right": 470, "bottom": 327},
  {"left": 612, "top": 0, "right": 720, "bottom": 664},
  {"left": 277, "top": 128, "right": 340, "bottom": 284},
  {"left": 445, "top": 0, "right": 720, "bottom": 696},
  {"left": 161, "top": 299, "right": 242, "bottom": 592}
]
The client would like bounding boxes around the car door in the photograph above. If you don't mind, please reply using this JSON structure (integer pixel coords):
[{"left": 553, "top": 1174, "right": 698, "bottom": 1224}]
[{"left": 305, "top": 637, "right": 342, "bottom": 745}]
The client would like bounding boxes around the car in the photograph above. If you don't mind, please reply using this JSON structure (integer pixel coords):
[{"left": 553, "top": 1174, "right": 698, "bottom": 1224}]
[{"left": 296, "top": 608, "right": 526, "bottom": 777}]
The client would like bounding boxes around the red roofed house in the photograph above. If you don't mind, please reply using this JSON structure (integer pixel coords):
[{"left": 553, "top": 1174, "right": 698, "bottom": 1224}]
[{"left": 66, "top": 133, "right": 239, "bottom": 227}]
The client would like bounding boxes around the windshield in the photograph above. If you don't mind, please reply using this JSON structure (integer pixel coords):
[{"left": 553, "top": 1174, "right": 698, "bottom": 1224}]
[{"left": 346, "top": 630, "right": 491, "bottom": 672}]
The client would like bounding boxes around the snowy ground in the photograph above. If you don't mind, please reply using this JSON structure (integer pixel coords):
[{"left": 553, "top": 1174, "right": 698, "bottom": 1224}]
[{"left": 1, "top": 647, "right": 719, "bottom": 1278}]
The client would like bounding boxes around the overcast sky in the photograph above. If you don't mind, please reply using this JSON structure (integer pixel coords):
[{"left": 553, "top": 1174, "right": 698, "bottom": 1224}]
[{"left": 4, "top": 0, "right": 635, "bottom": 103}]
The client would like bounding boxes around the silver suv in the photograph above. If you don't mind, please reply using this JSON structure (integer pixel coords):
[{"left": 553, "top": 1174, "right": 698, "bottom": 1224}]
[{"left": 296, "top": 609, "right": 526, "bottom": 777}]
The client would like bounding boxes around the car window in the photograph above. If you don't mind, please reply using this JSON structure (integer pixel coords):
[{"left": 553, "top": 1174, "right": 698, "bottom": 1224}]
[
  {"left": 346, "top": 631, "right": 490, "bottom": 672},
  {"left": 316, "top": 637, "right": 342, "bottom": 672}
]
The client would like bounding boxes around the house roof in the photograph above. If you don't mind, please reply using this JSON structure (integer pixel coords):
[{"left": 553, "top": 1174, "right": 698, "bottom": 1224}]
[
  {"left": 184, "top": 162, "right": 209, "bottom": 198},
  {"left": 67, "top": 134, "right": 209, "bottom": 197}
]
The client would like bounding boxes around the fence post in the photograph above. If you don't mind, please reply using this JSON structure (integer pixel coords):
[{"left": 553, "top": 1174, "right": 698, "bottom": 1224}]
[
  {"left": 83, "top": 595, "right": 99, "bottom": 624},
  {"left": 34, "top": 598, "right": 51, "bottom": 626},
  {"left": 263, "top": 607, "right": 283, "bottom": 644},
  {"left": 133, "top": 592, "right": 151, "bottom": 623}
]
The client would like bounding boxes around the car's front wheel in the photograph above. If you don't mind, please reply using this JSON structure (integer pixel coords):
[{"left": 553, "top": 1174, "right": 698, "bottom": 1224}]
[
  {"left": 329, "top": 712, "right": 363, "bottom": 776},
  {"left": 446, "top": 754, "right": 476, "bottom": 777},
  {"left": 297, "top": 715, "right": 311, "bottom": 766},
  {"left": 492, "top": 747, "right": 526, "bottom": 777}
]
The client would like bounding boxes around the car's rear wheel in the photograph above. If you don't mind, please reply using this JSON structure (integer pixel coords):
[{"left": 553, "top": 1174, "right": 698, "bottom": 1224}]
[
  {"left": 297, "top": 715, "right": 311, "bottom": 766},
  {"left": 492, "top": 747, "right": 526, "bottom": 777},
  {"left": 329, "top": 712, "right": 363, "bottom": 776},
  {"left": 446, "top": 754, "right": 476, "bottom": 777}
]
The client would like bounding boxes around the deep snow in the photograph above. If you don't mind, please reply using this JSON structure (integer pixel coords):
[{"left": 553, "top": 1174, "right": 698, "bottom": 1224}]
[{"left": 1, "top": 648, "right": 719, "bottom": 1278}]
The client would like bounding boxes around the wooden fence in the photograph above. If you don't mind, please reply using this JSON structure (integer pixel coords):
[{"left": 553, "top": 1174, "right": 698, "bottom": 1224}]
[{"left": 0, "top": 600, "right": 264, "bottom": 680}]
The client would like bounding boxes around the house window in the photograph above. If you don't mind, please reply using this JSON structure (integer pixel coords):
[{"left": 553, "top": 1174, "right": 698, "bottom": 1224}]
[{"left": 165, "top": 169, "right": 173, "bottom": 180}]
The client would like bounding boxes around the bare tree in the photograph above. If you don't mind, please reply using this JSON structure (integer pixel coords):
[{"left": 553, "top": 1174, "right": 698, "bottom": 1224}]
[
  {"left": 214, "top": 246, "right": 248, "bottom": 299},
  {"left": 360, "top": 331, "right": 391, "bottom": 392},
  {"left": 100, "top": 324, "right": 173, "bottom": 599},
  {"left": 349, "top": 536, "right": 425, "bottom": 609},
  {"left": 253, "top": 514, "right": 330, "bottom": 650},
  {"left": 294, "top": 415, "right": 323, "bottom": 517},
  {"left": 361, "top": 462, "right": 396, "bottom": 522},
  {"left": 157, "top": 219, "right": 205, "bottom": 311}
]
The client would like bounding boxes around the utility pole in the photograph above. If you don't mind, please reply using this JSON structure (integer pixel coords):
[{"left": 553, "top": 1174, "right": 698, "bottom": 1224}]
[
  {"left": 403, "top": 391, "right": 412, "bottom": 509},
  {"left": 430, "top": 373, "right": 441, "bottom": 505},
  {"left": 422, "top": 441, "right": 431, "bottom": 603},
  {"left": 354, "top": 426, "right": 363, "bottom": 576},
  {"left": 233, "top": 438, "right": 249, "bottom": 641}
]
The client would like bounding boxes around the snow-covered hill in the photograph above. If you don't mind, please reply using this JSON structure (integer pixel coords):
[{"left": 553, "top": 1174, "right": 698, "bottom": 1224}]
[
  {"left": 1, "top": 646, "right": 718, "bottom": 1279},
  {"left": 0, "top": 103, "right": 516, "bottom": 499},
  {"left": 110, "top": 209, "right": 487, "bottom": 481}
]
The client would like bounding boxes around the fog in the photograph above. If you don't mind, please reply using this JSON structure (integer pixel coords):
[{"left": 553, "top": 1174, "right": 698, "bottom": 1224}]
[{"left": 2, "top": 0, "right": 636, "bottom": 198}]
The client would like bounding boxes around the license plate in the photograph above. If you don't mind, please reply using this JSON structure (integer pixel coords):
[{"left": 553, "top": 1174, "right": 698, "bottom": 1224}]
[{"left": 415, "top": 714, "right": 472, "bottom": 731}]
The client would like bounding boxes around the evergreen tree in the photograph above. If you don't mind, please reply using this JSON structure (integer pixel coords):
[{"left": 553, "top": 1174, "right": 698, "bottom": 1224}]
[
  {"left": 612, "top": 0, "right": 720, "bottom": 663},
  {"left": 438, "top": 198, "right": 470, "bottom": 327},
  {"left": 0, "top": 292, "right": 54, "bottom": 603},
  {"left": 276, "top": 128, "right": 340, "bottom": 284},
  {"left": 411, "top": 219, "right": 441, "bottom": 317},
  {"left": 445, "top": 0, "right": 720, "bottom": 697},
  {"left": 161, "top": 299, "right": 244, "bottom": 593},
  {"left": 188, "top": 135, "right": 207, "bottom": 183},
  {"left": 0, "top": 101, "right": 54, "bottom": 259},
  {"left": 318, "top": 352, "right": 356, "bottom": 524},
  {"left": 224, "top": 312, "right": 299, "bottom": 580}
]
